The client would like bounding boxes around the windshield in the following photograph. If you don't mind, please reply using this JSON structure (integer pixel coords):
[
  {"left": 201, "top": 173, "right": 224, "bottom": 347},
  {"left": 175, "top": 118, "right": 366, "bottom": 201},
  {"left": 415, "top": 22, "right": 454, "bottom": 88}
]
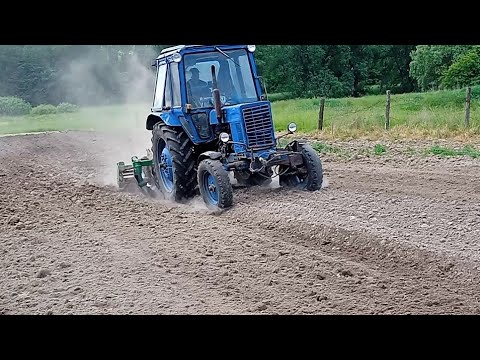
[{"left": 184, "top": 49, "right": 259, "bottom": 109}]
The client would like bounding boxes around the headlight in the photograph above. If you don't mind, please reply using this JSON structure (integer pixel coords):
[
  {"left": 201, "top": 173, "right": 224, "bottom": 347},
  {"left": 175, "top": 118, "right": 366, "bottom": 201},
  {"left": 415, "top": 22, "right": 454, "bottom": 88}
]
[
  {"left": 287, "top": 122, "right": 297, "bottom": 133},
  {"left": 219, "top": 132, "right": 230, "bottom": 143},
  {"left": 247, "top": 45, "right": 256, "bottom": 53}
]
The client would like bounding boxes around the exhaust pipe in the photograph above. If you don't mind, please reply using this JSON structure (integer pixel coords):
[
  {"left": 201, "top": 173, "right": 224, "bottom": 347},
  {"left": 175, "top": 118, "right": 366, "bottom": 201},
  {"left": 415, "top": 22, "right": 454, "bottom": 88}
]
[{"left": 211, "top": 65, "right": 222, "bottom": 121}]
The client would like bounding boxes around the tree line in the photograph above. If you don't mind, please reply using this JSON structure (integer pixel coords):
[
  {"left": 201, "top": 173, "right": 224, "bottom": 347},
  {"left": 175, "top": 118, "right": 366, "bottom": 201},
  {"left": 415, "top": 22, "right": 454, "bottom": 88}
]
[{"left": 0, "top": 45, "right": 479, "bottom": 106}]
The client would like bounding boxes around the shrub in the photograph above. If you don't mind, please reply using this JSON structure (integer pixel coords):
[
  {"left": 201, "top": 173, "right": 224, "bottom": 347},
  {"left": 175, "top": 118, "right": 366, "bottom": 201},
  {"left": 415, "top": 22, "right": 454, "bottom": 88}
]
[
  {"left": 268, "top": 93, "right": 293, "bottom": 102},
  {"left": 30, "top": 104, "right": 58, "bottom": 116},
  {"left": 57, "top": 102, "right": 79, "bottom": 113},
  {"left": 0, "top": 96, "right": 32, "bottom": 116}
]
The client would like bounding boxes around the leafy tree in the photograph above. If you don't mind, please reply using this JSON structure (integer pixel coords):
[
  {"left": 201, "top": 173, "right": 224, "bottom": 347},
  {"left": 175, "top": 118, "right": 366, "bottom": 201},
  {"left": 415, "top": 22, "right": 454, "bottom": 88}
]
[
  {"left": 409, "top": 45, "right": 472, "bottom": 91},
  {"left": 0, "top": 44, "right": 436, "bottom": 106},
  {"left": 372, "top": 45, "right": 417, "bottom": 93},
  {"left": 441, "top": 46, "right": 480, "bottom": 88},
  {"left": 255, "top": 45, "right": 417, "bottom": 98}
]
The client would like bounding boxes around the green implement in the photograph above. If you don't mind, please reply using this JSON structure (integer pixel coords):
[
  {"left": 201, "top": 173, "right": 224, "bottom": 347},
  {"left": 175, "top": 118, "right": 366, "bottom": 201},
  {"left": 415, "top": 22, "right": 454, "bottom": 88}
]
[{"left": 117, "top": 150, "right": 156, "bottom": 196}]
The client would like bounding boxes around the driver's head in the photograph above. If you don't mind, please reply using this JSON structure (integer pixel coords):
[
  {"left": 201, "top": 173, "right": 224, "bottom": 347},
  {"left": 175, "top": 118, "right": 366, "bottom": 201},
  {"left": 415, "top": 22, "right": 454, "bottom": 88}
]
[{"left": 190, "top": 67, "right": 200, "bottom": 80}]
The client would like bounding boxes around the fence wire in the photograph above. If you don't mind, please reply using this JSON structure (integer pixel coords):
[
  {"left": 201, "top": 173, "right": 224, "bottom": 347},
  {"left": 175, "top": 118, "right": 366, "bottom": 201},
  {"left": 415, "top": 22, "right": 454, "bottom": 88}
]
[
  {"left": 324, "top": 100, "right": 385, "bottom": 121},
  {"left": 319, "top": 93, "right": 476, "bottom": 131}
]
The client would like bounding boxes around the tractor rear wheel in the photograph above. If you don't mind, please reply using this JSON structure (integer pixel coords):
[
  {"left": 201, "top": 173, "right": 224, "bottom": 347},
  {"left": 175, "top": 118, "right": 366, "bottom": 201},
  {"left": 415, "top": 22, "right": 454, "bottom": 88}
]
[
  {"left": 197, "top": 159, "right": 233, "bottom": 210},
  {"left": 151, "top": 122, "right": 197, "bottom": 202}
]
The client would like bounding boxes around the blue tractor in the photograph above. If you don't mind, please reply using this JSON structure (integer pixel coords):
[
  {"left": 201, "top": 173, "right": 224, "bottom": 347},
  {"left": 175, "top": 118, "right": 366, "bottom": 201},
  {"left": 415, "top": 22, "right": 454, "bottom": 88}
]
[{"left": 117, "top": 45, "right": 324, "bottom": 210}]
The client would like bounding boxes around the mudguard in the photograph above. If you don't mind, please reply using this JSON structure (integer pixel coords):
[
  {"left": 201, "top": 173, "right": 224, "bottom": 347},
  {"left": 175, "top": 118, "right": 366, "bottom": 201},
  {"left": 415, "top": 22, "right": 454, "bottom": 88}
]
[{"left": 198, "top": 151, "right": 223, "bottom": 163}]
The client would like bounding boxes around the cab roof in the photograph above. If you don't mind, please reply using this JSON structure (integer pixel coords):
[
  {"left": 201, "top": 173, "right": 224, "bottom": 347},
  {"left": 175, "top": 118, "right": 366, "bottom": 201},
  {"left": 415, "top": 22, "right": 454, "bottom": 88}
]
[{"left": 156, "top": 45, "right": 249, "bottom": 60}]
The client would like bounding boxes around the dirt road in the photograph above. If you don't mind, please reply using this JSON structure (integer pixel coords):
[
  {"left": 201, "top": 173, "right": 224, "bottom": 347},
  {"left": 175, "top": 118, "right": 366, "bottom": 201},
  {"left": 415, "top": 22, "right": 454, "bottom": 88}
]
[{"left": 1, "top": 130, "right": 480, "bottom": 314}]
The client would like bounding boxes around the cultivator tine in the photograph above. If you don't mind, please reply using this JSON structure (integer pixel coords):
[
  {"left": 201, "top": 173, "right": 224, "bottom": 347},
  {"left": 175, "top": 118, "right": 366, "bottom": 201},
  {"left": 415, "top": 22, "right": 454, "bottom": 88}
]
[
  {"left": 117, "top": 161, "right": 136, "bottom": 191},
  {"left": 146, "top": 148, "right": 153, "bottom": 159}
]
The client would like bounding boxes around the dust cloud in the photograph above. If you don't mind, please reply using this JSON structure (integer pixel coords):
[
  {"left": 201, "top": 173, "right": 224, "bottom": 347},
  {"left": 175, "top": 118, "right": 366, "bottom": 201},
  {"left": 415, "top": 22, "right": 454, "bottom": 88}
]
[
  {"left": 57, "top": 46, "right": 158, "bottom": 189},
  {"left": 59, "top": 45, "right": 157, "bottom": 107}
]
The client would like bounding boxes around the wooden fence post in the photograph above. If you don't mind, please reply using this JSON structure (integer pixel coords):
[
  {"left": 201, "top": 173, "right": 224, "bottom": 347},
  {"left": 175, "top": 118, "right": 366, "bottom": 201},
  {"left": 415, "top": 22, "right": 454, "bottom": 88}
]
[
  {"left": 385, "top": 90, "right": 391, "bottom": 130},
  {"left": 465, "top": 86, "right": 471, "bottom": 128},
  {"left": 318, "top": 97, "right": 325, "bottom": 130}
]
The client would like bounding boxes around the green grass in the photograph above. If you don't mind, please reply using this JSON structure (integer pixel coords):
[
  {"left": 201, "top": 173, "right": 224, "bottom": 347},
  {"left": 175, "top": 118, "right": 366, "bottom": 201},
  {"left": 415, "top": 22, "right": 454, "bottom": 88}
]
[
  {"left": 426, "top": 145, "right": 480, "bottom": 158},
  {"left": 0, "top": 103, "right": 149, "bottom": 135},
  {"left": 2, "top": 85, "right": 480, "bottom": 140},
  {"left": 311, "top": 142, "right": 351, "bottom": 158},
  {"left": 374, "top": 144, "right": 386, "bottom": 155},
  {"left": 271, "top": 85, "right": 480, "bottom": 139},
  {"left": 312, "top": 142, "right": 343, "bottom": 155}
]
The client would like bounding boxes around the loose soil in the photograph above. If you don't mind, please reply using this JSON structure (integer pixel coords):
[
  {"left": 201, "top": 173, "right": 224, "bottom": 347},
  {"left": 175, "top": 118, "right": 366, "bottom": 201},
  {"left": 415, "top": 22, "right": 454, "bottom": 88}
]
[{"left": 1, "top": 130, "right": 479, "bottom": 314}]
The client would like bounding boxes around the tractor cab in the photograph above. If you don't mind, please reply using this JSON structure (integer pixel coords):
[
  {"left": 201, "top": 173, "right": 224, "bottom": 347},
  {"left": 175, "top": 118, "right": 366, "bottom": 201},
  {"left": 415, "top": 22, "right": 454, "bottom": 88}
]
[
  {"left": 147, "top": 45, "right": 265, "bottom": 144},
  {"left": 182, "top": 47, "right": 261, "bottom": 109}
]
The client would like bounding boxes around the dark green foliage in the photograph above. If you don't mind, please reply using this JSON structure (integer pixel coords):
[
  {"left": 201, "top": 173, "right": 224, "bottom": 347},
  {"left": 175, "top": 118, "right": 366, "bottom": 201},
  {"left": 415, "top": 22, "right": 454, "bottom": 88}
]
[
  {"left": 255, "top": 45, "right": 417, "bottom": 99},
  {"left": 0, "top": 96, "right": 32, "bottom": 116},
  {"left": 369, "top": 45, "right": 418, "bottom": 94},
  {"left": 409, "top": 45, "right": 473, "bottom": 91},
  {"left": 2, "top": 44, "right": 480, "bottom": 108},
  {"left": 441, "top": 47, "right": 480, "bottom": 89}
]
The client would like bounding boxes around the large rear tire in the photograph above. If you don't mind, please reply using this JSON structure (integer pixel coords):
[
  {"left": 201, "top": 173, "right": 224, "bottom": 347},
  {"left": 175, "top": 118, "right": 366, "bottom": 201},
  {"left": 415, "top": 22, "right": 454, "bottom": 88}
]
[
  {"left": 197, "top": 159, "right": 233, "bottom": 210},
  {"left": 151, "top": 122, "right": 197, "bottom": 202}
]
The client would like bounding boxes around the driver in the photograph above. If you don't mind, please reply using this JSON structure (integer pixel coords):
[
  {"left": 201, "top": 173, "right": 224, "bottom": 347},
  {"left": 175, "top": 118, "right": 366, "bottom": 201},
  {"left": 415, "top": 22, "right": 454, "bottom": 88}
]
[
  {"left": 188, "top": 67, "right": 207, "bottom": 88},
  {"left": 187, "top": 67, "right": 211, "bottom": 106}
]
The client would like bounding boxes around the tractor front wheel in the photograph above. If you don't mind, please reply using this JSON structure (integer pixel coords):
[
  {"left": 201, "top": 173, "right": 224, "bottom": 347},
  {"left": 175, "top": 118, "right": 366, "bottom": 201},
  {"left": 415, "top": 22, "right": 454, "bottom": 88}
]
[
  {"left": 280, "top": 143, "right": 323, "bottom": 191},
  {"left": 197, "top": 159, "right": 233, "bottom": 210}
]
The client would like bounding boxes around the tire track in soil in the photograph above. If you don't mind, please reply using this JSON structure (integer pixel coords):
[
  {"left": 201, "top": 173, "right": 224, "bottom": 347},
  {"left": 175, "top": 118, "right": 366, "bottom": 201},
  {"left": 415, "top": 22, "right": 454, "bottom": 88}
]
[{"left": 1, "top": 131, "right": 480, "bottom": 314}]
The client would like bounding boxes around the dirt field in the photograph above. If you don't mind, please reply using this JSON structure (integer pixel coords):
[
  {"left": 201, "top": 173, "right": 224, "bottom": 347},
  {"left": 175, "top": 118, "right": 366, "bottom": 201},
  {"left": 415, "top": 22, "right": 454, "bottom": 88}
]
[{"left": 1, "top": 130, "right": 480, "bottom": 314}]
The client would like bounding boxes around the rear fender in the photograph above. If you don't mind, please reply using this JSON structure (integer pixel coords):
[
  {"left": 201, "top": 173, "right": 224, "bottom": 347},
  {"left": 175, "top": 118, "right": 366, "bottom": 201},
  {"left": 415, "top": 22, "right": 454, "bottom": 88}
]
[
  {"left": 146, "top": 112, "right": 182, "bottom": 130},
  {"left": 146, "top": 113, "right": 161, "bottom": 130}
]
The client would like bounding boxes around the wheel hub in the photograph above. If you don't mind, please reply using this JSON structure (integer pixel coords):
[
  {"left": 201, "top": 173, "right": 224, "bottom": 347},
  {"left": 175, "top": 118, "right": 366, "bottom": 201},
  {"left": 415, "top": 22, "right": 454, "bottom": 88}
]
[
  {"left": 203, "top": 172, "right": 219, "bottom": 204},
  {"left": 158, "top": 145, "right": 174, "bottom": 192}
]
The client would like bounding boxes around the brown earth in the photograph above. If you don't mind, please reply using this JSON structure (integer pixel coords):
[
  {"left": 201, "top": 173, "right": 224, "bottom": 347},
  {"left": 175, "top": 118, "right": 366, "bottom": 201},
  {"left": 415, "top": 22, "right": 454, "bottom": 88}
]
[{"left": 1, "top": 130, "right": 480, "bottom": 315}]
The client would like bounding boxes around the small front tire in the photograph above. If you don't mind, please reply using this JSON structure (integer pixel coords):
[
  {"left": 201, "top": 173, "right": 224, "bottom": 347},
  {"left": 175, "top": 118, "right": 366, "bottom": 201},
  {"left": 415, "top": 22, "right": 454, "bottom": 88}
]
[
  {"left": 280, "top": 143, "right": 323, "bottom": 191},
  {"left": 197, "top": 159, "right": 233, "bottom": 210}
]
